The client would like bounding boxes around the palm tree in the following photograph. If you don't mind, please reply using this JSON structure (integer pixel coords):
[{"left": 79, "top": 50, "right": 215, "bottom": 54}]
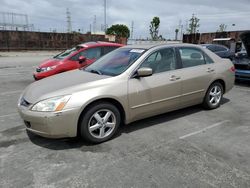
[{"left": 175, "top": 29, "right": 179, "bottom": 40}]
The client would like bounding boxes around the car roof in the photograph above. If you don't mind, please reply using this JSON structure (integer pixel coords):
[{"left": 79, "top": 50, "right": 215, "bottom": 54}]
[
  {"left": 122, "top": 43, "right": 201, "bottom": 50},
  {"left": 78, "top": 41, "right": 123, "bottom": 48}
]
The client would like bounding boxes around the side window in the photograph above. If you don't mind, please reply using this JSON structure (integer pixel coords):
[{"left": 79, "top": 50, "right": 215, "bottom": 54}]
[
  {"left": 140, "top": 48, "right": 176, "bottom": 73},
  {"left": 70, "top": 53, "right": 80, "bottom": 61},
  {"left": 179, "top": 48, "right": 206, "bottom": 68},
  {"left": 79, "top": 48, "right": 101, "bottom": 59},
  {"left": 103, "top": 46, "right": 118, "bottom": 55},
  {"left": 204, "top": 53, "right": 214, "bottom": 64},
  {"left": 215, "top": 45, "right": 227, "bottom": 52}
]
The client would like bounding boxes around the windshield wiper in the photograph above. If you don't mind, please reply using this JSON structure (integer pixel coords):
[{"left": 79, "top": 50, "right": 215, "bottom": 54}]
[{"left": 90, "top": 69, "right": 102, "bottom": 75}]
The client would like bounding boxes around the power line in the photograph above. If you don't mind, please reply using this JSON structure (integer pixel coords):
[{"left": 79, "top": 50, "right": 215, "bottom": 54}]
[{"left": 0, "top": 12, "right": 34, "bottom": 31}]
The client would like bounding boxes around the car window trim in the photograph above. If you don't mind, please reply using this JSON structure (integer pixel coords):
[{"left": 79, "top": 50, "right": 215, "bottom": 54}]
[
  {"left": 130, "top": 46, "right": 179, "bottom": 79},
  {"left": 176, "top": 46, "right": 209, "bottom": 69},
  {"left": 215, "top": 45, "right": 227, "bottom": 52}
]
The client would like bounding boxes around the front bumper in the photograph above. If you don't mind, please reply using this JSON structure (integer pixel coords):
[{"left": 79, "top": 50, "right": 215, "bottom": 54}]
[
  {"left": 18, "top": 104, "right": 80, "bottom": 138},
  {"left": 235, "top": 69, "right": 250, "bottom": 81}
]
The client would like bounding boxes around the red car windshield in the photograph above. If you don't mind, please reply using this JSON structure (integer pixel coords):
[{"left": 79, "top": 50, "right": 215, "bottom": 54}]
[{"left": 54, "top": 46, "right": 83, "bottom": 59}]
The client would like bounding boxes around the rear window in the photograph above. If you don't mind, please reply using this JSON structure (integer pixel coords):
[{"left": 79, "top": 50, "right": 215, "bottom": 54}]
[
  {"left": 179, "top": 48, "right": 206, "bottom": 68},
  {"left": 215, "top": 45, "right": 227, "bottom": 52}
]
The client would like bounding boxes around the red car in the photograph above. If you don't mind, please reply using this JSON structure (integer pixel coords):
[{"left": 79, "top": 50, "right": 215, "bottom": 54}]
[{"left": 34, "top": 41, "right": 123, "bottom": 80}]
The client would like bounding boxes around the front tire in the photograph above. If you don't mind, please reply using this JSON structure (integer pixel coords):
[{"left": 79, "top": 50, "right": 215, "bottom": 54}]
[
  {"left": 203, "top": 82, "right": 223, "bottom": 110},
  {"left": 80, "top": 102, "right": 121, "bottom": 143}
]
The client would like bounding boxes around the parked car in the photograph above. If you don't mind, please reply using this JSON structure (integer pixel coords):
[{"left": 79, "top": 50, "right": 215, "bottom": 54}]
[
  {"left": 233, "top": 31, "right": 250, "bottom": 81},
  {"left": 33, "top": 41, "right": 123, "bottom": 80},
  {"left": 18, "top": 43, "right": 235, "bottom": 143},
  {"left": 201, "top": 44, "right": 235, "bottom": 59}
]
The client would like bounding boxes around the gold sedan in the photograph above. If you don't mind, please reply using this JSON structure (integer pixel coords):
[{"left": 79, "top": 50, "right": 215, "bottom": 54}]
[{"left": 18, "top": 43, "right": 235, "bottom": 143}]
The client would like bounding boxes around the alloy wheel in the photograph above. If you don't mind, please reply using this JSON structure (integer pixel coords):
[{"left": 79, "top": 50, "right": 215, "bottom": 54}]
[
  {"left": 209, "top": 85, "right": 222, "bottom": 106},
  {"left": 88, "top": 109, "right": 116, "bottom": 139}
]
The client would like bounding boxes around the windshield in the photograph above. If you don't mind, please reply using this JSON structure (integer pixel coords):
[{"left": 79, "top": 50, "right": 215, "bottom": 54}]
[
  {"left": 54, "top": 46, "right": 83, "bottom": 59},
  {"left": 84, "top": 48, "right": 145, "bottom": 76}
]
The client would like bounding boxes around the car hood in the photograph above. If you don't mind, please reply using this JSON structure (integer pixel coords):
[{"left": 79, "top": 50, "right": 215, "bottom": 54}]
[
  {"left": 240, "top": 31, "right": 250, "bottom": 57},
  {"left": 39, "top": 58, "right": 61, "bottom": 68},
  {"left": 22, "top": 70, "right": 110, "bottom": 103}
]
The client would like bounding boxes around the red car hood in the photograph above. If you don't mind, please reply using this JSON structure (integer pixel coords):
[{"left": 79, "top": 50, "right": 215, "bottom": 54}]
[{"left": 39, "top": 58, "right": 62, "bottom": 68}]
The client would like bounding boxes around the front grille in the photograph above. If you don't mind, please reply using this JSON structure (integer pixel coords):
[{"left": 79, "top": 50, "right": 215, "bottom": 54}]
[
  {"left": 235, "top": 64, "right": 250, "bottom": 70},
  {"left": 36, "top": 67, "right": 41, "bottom": 72},
  {"left": 20, "top": 97, "right": 31, "bottom": 107}
]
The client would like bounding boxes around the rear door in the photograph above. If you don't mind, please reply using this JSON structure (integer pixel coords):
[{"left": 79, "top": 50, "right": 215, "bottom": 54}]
[
  {"left": 177, "top": 47, "right": 216, "bottom": 107},
  {"left": 128, "top": 47, "right": 182, "bottom": 121}
]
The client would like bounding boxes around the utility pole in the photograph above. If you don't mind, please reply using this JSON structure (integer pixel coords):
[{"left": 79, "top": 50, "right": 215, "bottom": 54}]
[
  {"left": 66, "top": 8, "right": 72, "bottom": 33},
  {"left": 179, "top": 19, "right": 183, "bottom": 41},
  {"left": 93, "top": 15, "right": 96, "bottom": 34},
  {"left": 131, "top": 21, "right": 134, "bottom": 39},
  {"left": 25, "top": 14, "right": 29, "bottom": 31},
  {"left": 104, "top": 0, "right": 107, "bottom": 32}
]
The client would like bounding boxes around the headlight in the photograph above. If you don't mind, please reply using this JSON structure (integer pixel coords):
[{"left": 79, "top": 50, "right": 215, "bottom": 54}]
[
  {"left": 31, "top": 95, "right": 71, "bottom": 112},
  {"left": 40, "top": 66, "right": 57, "bottom": 72}
]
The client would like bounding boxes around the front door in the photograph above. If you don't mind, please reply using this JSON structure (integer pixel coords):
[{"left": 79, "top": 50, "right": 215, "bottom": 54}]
[{"left": 128, "top": 47, "right": 182, "bottom": 122}]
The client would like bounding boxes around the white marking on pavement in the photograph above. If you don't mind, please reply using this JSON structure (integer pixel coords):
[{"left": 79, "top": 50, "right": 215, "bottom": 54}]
[
  {"left": 234, "top": 87, "right": 250, "bottom": 92},
  {"left": 0, "top": 73, "right": 27, "bottom": 76},
  {"left": 0, "top": 90, "right": 22, "bottom": 95},
  {"left": 0, "top": 113, "right": 19, "bottom": 118},
  {"left": 179, "top": 120, "right": 230, "bottom": 139}
]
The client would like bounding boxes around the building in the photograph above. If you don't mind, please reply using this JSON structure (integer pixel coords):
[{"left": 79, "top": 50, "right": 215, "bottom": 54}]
[{"left": 183, "top": 30, "right": 250, "bottom": 52}]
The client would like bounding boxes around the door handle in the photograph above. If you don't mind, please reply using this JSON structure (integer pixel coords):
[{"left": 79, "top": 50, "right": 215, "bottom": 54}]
[
  {"left": 207, "top": 68, "right": 215, "bottom": 73},
  {"left": 170, "top": 75, "right": 181, "bottom": 81}
]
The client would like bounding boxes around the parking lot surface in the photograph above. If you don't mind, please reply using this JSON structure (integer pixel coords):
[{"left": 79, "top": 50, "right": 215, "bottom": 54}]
[{"left": 0, "top": 52, "right": 250, "bottom": 188}]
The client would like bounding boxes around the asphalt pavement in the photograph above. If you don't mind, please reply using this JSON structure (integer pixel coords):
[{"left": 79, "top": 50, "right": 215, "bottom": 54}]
[{"left": 0, "top": 52, "right": 250, "bottom": 188}]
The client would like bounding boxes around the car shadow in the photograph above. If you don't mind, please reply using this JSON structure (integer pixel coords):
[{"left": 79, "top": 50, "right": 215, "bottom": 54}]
[
  {"left": 28, "top": 97, "right": 230, "bottom": 151},
  {"left": 235, "top": 80, "right": 250, "bottom": 87}
]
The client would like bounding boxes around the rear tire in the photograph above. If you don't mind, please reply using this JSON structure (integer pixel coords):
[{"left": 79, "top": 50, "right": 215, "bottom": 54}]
[
  {"left": 203, "top": 82, "right": 223, "bottom": 110},
  {"left": 80, "top": 102, "right": 121, "bottom": 143}
]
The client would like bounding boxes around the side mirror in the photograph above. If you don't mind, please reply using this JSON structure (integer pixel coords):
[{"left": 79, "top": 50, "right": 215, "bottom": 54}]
[
  {"left": 136, "top": 67, "right": 153, "bottom": 78},
  {"left": 78, "top": 56, "right": 86, "bottom": 64}
]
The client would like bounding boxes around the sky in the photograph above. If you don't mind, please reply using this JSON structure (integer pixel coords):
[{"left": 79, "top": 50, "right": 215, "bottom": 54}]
[{"left": 1, "top": 0, "right": 250, "bottom": 39}]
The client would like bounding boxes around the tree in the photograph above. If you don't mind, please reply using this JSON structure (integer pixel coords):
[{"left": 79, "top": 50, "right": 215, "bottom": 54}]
[
  {"left": 175, "top": 28, "right": 179, "bottom": 40},
  {"left": 217, "top": 24, "right": 227, "bottom": 32},
  {"left": 187, "top": 14, "right": 200, "bottom": 34},
  {"left": 106, "top": 24, "right": 130, "bottom": 38},
  {"left": 149, "top": 17, "right": 160, "bottom": 40}
]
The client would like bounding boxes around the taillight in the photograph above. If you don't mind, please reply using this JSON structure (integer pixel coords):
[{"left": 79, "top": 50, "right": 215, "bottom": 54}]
[{"left": 230, "top": 66, "right": 235, "bottom": 72}]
